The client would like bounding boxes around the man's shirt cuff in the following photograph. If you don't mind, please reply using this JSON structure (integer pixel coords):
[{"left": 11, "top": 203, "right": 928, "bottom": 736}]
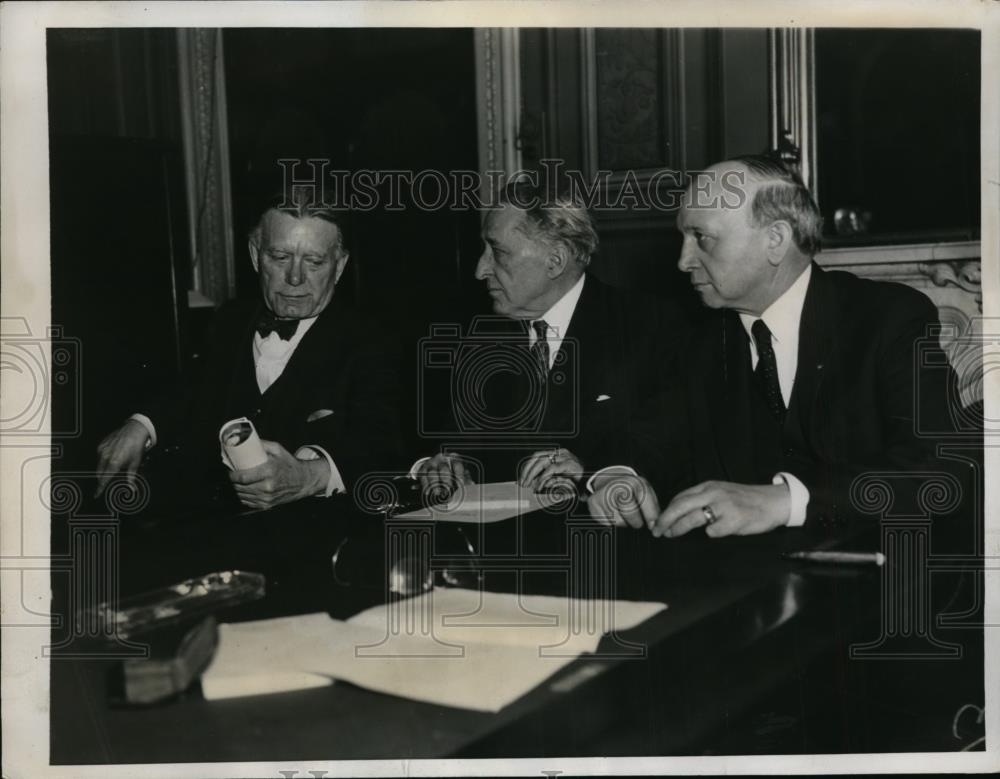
[
  {"left": 408, "top": 456, "right": 431, "bottom": 480},
  {"left": 128, "top": 413, "right": 157, "bottom": 448},
  {"left": 773, "top": 472, "right": 809, "bottom": 526},
  {"left": 585, "top": 465, "right": 638, "bottom": 494},
  {"left": 295, "top": 445, "right": 345, "bottom": 497}
]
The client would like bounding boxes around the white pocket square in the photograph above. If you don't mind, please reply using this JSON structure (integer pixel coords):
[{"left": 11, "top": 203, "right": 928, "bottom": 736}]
[
  {"left": 307, "top": 409, "right": 334, "bottom": 422},
  {"left": 596, "top": 394, "right": 611, "bottom": 402}
]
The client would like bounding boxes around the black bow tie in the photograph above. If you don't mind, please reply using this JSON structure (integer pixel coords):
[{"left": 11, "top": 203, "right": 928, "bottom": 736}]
[{"left": 255, "top": 310, "right": 300, "bottom": 341}]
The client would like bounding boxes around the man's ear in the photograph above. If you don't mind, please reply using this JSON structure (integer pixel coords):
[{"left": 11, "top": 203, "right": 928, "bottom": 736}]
[
  {"left": 334, "top": 252, "right": 350, "bottom": 284},
  {"left": 545, "top": 244, "right": 571, "bottom": 279},
  {"left": 248, "top": 238, "right": 260, "bottom": 273},
  {"left": 765, "top": 220, "right": 795, "bottom": 266}
]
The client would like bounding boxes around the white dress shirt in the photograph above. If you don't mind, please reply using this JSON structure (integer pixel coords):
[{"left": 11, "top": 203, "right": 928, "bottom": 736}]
[
  {"left": 528, "top": 274, "right": 586, "bottom": 369},
  {"left": 130, "top": 313, "right": 344, "bottom": 498},
  {"left": 738, "top": 264, "right": 813, "bottom": 526},
  {"left": 587, "top": 265, "right": 814, "bottom": 527},
  {"left": 253, "top": 315, "right": 318, "bottom": 393},
  {"left": 409, "top": 275, "right": 588, "bottom": 477}
]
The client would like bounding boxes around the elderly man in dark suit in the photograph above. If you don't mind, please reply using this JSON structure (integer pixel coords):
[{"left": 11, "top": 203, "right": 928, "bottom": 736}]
[
  {"left": 590, "top": 155, "right": 964, "bottom": 536},
  {"left": 414, "top": 181, "right": 682, "bottom": 497},
  {"left": 95, "top": 191, "right": 401, "bottom": 511}
]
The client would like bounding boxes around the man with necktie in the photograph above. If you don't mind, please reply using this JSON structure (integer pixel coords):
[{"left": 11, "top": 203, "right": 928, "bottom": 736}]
[
  {"left": 589, "top": 155, "right": 966, "bottom": 536},
  {"left": 414, "top": 181, "right": 682, "bottom": 498},
  {"left": 95, "top": 190, "right": 401, "bottom": 511}
]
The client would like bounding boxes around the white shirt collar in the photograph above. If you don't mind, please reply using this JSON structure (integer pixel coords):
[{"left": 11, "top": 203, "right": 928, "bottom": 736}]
[
  {"left": 530, "top": 273, "right": 586, "bottom": 344},
  {"left": 253, "top": 314, "right": 320, "bottom": 393},
  {"left": 738, "top": 264, "right": 811, "bottom": 405},
  {"left": 254, "top": 313, "right": 319, "bottom": 350},
  {"left": 739, "top": 264, "right": 812, "bottom": 349}
]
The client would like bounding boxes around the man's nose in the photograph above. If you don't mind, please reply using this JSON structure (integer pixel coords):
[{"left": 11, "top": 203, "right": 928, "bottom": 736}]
[
  {"left": 677, "top": 238, "right": 699, "bottom": 273},
  {"left": 285, "top": 257, "right": 304, "bottom": 285},
  {"left": 474, "top": 250, "right": 492, "bottom": 281}
]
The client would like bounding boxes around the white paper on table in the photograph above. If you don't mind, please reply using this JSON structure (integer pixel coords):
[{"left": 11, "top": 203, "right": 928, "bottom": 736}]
[
  {"left": 201, "top": 613, "right": 337, "bottom": 700},
  {"left": 348, "top": 587, "right": 668, "bottom": 652},
  {"left": 394, "top": 480, "right": 544, "bottom": 524},
  {"left": 201, "top": 589, "right": 666, "bottom": 711}
]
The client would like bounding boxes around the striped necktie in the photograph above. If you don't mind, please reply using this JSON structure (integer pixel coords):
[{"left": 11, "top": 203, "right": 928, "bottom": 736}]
[
  {"left": 751, "top": 319, "right": 786, "bottom": 421},
  {"left": 530, "top": 319, "right": 550, "bottom": 379}
]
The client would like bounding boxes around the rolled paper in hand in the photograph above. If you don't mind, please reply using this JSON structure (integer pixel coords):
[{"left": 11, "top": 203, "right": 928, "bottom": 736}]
[{"left": 219, "top": 417, "right": 268, "bottom": 470}]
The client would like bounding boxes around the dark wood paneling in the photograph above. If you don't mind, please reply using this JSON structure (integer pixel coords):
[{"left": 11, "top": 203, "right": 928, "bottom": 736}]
[
  {"left": 519, "top": 28, "right": 769, "bottom": 295},
  {"left": 719, "top": 29, "right": 769, "bottom": 159}
]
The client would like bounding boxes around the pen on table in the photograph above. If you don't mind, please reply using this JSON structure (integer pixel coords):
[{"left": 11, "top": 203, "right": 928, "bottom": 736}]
[
  {"left": 532, "top": 486, "right": 578, "bottom": 499},
  {"left": 784, "top": 550, "right": 886, "bottom": 566}
]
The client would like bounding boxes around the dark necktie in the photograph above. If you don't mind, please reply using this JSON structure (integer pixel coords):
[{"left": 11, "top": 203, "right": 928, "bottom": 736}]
[
  {"left": 530, "top": 320, "right": 550, "bottom": 380},
  {"left": 751, "top": 319, "right": 786, "bottom": 421},
  {"left": 255, "top": 310, "right": 299, "bottom": 341}
]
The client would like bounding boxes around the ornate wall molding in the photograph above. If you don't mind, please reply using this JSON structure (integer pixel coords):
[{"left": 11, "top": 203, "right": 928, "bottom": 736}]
[
  {"left": 176, "top": 28, "right": 235, "bottom": 305},
  {"left": 819, "top": 249, "right": 983, "bottom": 407},
  {"left": 918, "top": 259, "right": 984, "bottom": 408},
  {"left": 820, "top": 240, "right": 980, "bottom": 268},
  {"left": 474, "top": 28, "right": 522, "bottom": 192},
  {"left": 582, "top": 28, "right": 686, "bottom": 183},
  {"left": 918, "top": 259, "right": 982, "bottom": 311},
  {"left": 768, "top": 28, "right": 817, "bottom": 194}
]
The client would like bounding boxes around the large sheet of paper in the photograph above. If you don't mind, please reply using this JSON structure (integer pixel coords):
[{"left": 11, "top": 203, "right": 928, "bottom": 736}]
[
  {"left": 202, "top": 588, "right": 667, "bottom": 711},
  {"left": 393, "top": 480, "right": 546, "bottom": 524},
  {"left": 200, "top": 613, "right": 338, "bottom": 700}
]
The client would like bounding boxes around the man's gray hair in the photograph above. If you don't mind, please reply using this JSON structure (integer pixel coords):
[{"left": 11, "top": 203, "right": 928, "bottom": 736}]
[
  {"left": 249, "top": 186, "right": 349, "bottom": 256},
  {"left": 498, "top": 180, "right": 599, "bottom": 265},
  {"left": 730, "top": 154, "right": 823, "bottom": 256}
]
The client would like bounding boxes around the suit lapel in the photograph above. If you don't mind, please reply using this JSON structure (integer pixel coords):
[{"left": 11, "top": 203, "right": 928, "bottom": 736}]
[
  {"left": 545, "top": 276, "right": 597, "bottom": 430},
  {"left": 787, "top": 263, "right": 830, "bottom": 432},
  {"left": 222, "top": 305, "right": 263, "bottom": 414},
  {"left": 261, "top": 303, "right": 349, "bottom": 405}
]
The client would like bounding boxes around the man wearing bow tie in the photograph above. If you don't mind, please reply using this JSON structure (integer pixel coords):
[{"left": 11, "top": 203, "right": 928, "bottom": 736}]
[
  {"left": 414, "top": 181, "right": 683, "bottom": 498},
  {"left": 95, "top": 192, "right": 401, "bottom": 511},
  {"left": 589, "top": 155, "right": 966, "bottom": 536}
]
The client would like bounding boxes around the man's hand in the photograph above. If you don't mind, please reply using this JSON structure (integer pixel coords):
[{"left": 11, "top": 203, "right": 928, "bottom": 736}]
[
  {"left": 653, "top": 480, "right": 790, "bottom": 538},
  {"left": 95, "top": 419, "right": 150, "bottom": 497},
  {"left": 586, "top": 471, "right": 660, "bottom": 528},
  {"left": 415, "top": 453, "right": 475, "bottom": 503},
  {"left": 228, "top": 440, "right": 329, "bottom": 510},
  {"left": 519, "top": 447, "right": 584, "bottom": 496}
]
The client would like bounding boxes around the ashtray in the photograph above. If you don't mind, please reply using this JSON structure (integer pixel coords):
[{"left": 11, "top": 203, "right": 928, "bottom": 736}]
[{"left": 84, "top": 570, "right": 266, "bottom": 639}]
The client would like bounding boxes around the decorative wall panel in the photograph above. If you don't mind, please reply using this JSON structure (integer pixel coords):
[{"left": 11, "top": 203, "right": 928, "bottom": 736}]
[
  {"left": 594, "top": 28, "right": 666, "bottom": 171},
  {"left": 821, "top": 248, "right": 984, "bottom": 406}
]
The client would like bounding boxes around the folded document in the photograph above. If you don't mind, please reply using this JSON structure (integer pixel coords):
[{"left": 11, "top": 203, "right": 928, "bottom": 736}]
[
  {"left": 394, "top": 481, "right": 541, "bottom": 524},
  {"left": 202, "top": 588, "right": 666, "bottom": 711}
]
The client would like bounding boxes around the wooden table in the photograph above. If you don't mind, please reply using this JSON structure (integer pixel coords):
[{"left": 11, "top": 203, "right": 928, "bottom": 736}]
[{"left": 48, "top": 494, "right": 984, "bottom": 763}]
